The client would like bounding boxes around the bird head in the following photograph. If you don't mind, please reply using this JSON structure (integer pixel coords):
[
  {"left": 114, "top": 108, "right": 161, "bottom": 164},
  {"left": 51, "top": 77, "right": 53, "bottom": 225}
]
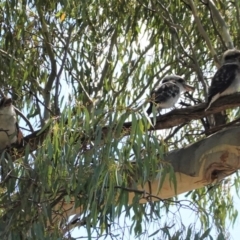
[
  {"left": 222, "top": 49, "right": 240, "bottom": 64},
  {"left": 160, "top": 75, "right": 195, "bottom": 93},
  {"left": 0, "top": 97, "right": 15, "bottom": 115}
]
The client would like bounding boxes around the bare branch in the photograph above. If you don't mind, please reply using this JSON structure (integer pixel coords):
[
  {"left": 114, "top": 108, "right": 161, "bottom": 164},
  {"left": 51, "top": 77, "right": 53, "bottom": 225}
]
[
  {"left": 106, "top": 92, "right": 240, "bottom": 136},
  {"left": 234, "top": 0, "right": 240, "bottom": 30},
  {"left": 203, "top": 116, "right": 240, "bottom": 136},
  {"left": 36, "top": 5, "right": 57, "bottom": 122},
  {"left": 156, "top": 1, "right": 208, "bottom": 98},
  {"left": 187, "top": 0, "right": 220, "bottom": 68},
  {"left": 119, "top": 43, "right": 158, "bottom": 107},
  {"left": 205, "top": 0, "right": 234, "bottom": 49},
  {"left": 70, "top": 72, "right": 93, "bottom": 103},
  {"left": 94, "top": 29, "right": 118, "bottom": 98},
  {"left": 54, "top": 24, "right": 75, "bottom": 116},
  {"left": 14, "top": 107, "right": 34, "bottom": 132},
  {"left": 203, "top": 1, "right": 227, "bottom": 48}
]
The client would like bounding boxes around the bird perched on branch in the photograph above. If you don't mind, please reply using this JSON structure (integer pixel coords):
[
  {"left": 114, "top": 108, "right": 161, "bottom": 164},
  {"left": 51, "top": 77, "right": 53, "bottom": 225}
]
[
  {"left": 206, "top": 49, "right": 240, "bottom": 111},
  {"left": 146, "top": 75, "right": 195, "bottom": 115},
  {"left": 0, "top": 97, "right": 23, "bottom": 151}
]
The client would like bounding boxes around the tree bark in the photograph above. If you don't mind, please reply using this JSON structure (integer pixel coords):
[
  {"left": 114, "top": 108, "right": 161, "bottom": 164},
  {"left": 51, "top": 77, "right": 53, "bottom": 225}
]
[
  {"left": 51, "top": 126, "right": 240, "bottom": 230},
  {"left": 107, "top": 92, "right": 240, "bottom": 135},
  {"left": 133, "top": 126, "right": 240, "bottom": 201}
]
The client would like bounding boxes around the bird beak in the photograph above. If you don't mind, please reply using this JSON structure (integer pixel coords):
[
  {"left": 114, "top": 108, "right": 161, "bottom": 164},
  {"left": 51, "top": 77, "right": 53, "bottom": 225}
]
[{"left": 183, "top": 84, "right": 195, "bottom": 92}]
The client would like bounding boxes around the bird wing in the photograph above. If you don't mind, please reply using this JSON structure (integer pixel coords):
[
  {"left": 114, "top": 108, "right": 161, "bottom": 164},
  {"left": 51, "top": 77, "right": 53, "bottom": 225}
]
[
  {"left": 147, "top": 82, "right": 180, "bottom": 115},
  {"left": 208, "top": 63, "right": 239, "bottom": 102},
  {"left": 153, "top": 82, "right": 180, "bottom": 104}
]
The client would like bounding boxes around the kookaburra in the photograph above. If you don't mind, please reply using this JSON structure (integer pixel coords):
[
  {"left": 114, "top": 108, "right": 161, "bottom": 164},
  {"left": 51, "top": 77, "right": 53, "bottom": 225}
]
[
  {"left": 147, "top": 75, "right": 195, "bottom": 115},
  {"left": 205, "top": 49, "right": 240, "bottom": 111},
  {"left": 0, "top": 97, "right": 23, "bottom": 151}
]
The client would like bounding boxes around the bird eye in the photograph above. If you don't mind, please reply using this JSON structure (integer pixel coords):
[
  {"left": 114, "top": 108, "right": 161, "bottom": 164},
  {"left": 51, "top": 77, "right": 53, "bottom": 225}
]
[
  {"left": 161, "top": 79, "right": 168, "bottom": 84},
  {"left": 177, "top": 78, "right": 185, "bottom": 84},
  {"left": 160, "top": 77, "right": 170, "bottom": 84}
]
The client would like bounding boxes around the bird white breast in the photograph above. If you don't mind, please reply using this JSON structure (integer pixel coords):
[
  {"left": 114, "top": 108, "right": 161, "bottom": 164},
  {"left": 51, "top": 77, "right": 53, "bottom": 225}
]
[
  {"left": 0, "top": 105, "right": 17, "bottom": 150},
  {"left": 158, "top": 94, "right": 180, "bottom": 109},
  {"left": 159, "top": 82, "right": 185, "bottom": 108}
]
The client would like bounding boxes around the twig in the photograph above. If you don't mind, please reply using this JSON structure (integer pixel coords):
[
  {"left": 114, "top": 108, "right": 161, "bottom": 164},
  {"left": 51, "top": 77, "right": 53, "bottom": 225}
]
[
  {"left": 94, "top": 29, "right": 117, "bottom": 98},
  {"left": 30, "top": 91, "right": 55, "bottom": 116},
  {"left": 187, "top": 0, "right": 220, "bottom": 68},
  {"left": 136, "top": 0, "right": 156, "bottom": 12},
  {"left": 54, "top": 24, "right": 75, "bottom": 116},
  {"left": 156, "top": 1, "right": 208, "bottom": 99},
  {"left": 36, "top": 5, "right": 57, "bottom": 121},
  {"left": 203, "top": 0, "right": 226, "bottom": 49},
  {"left": 14, "top": 107, "right": 34, "bottom": 132},
  {"left": 70, "top": 72, "right": 93, "bottom": 103},
  {"left": 164, "top": 123, "right": 187, "bottom": 142},
  {"left": 120, "top": 42, "right": 163, "bottom": 108},
  {"left": 204, "top": 0, "right": 234, "bottom": 49}
]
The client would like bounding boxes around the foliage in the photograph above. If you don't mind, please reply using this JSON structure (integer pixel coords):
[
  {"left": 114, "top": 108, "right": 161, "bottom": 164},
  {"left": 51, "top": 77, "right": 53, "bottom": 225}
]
[{"left": 0, "top": 0, "right": 239, "bottom": 239}]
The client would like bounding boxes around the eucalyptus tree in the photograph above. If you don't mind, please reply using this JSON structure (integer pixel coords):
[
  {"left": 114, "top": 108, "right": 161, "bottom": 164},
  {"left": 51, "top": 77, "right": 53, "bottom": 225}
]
[{"left": 0, "top": 0, "right": 239, "bottom": 239}]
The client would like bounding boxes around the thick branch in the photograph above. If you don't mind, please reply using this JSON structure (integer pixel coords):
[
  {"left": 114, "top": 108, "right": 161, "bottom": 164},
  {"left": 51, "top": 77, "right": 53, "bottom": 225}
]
[
  {"left": 131, "top": 126, "right": 240, "bottom": 201},
  {"left": 116, "top": 92, "right": 240, "bottom": 133},
  {"left": 51, "top": 125, "right": 240, "bottom": 227},
  {"left": 8, "top": 92, "right": 240, "bottom": 161},
  {"left": 4, "top": 94, "right": 240, "bottom": 229}
]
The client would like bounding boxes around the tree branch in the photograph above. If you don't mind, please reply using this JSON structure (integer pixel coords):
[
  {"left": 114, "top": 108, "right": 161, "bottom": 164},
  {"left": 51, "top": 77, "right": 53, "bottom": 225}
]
[
  {"left": 54, "top": 24, "right": 74, "bottom": 116},
  {"left": 114, "top": 92, "right": 240, "bottom": 134},
  {"left": 4, "top": 93, "right": 240, "bottom": 230},
  {"left": 94, "top": 29, "right": 117, "bottom": 98},
  {"left": 155, "top": 1, "right": 208, "bottom": 99},
  {"left": 204, "top": 0, "right": 234, "bottom": 49},
  {"left": 187, "top": 0, "right": 220, "bottom": 67},
  {"left": 37, "top": 5, "right": 57, "bottom": 122},
  {"left": 49, "top": 125, "right": 240, "bottom": 226},
  {"left": 14, "top": 107, "right": 34, "bottom": 132},
  {"left": 7, "top": 92, "right": 240, "bottom": 162}
]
